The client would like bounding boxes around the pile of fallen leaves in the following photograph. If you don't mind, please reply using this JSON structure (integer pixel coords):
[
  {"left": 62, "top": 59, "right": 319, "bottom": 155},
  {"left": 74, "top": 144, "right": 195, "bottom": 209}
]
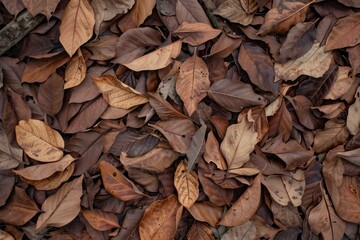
[{"left": 0, "top": 0, "right": 360, "bottom": 239}]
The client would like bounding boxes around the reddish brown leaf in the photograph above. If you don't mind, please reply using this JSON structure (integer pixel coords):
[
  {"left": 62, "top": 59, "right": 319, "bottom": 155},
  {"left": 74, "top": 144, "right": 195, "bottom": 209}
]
[
  {"left": 188, "top": 202, "right": 223, "bottom": 227},
  {"left": 176, "top": 0, "right": 210, "bottom": 25}
]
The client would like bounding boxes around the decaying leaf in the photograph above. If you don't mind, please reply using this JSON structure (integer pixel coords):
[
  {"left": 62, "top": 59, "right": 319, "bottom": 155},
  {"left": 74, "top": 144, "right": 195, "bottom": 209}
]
[{"left": 174, "top": 160, "right": 199, "bottom": 208}]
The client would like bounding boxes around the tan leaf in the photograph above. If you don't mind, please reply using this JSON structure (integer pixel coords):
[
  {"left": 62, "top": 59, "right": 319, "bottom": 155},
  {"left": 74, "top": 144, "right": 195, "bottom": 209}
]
[
  {"left": 308, "top": 189, "right": 346, "bottom": 240},
  {"left": 15, "top": 119, "right": 64, "bottom": 162},
  {"left": 274, "top": 42, "right": 333, "bottom": 82},
  {"left": 271, "top": 201, "right": 302, "bottom": 228},
  {"left": 173, "top": 22, "right": 221, "bottom": 46},
  {"left": 220, "top": 113, "right": 259, "bottom": 170},
  {"left": 100, "top": 161, "right": 144, "bottom": 201},
  {"left": 204, "top": 131, "right": 227, "bottom": 170},
  {"left": 261, "top": 175, "right": 291, "bottom": 206},
  {"left": 325, "top": 13, "right": 360, "bottom": 51},
  {"left": 240, "top": 0, "right": 258, "bottom": 14},
  {"left": 36, "top": 175, "right": 83, "bottom": 230},
  {"left": 257, "top": 0, "right": 314, "bottom": 35},
  {"left": 214, "top": 0, "right": 253, "bottom": 26},
  {"left": 118, "top": 0, "right": 156, "bottom": 32},
  {"left": 92, "top": 74, "right": 148, "bottom": 109},
  {"left": 188, "top": 222, "right": 215, "bottom": 240},
  {"left": 176, "top": 53, "right": 210, "bottom": 116},
  {"left": 219, "top": 174, "right": 261, "bottom": 226},
  {"left": 221, "top": 221, "right": 257, "bottom": 240},
  {"left": 313, "top": 120, "right": 349, "bottom": 153},
  {"left": 325, "top": 67, "right": 354, "bottom": 100},
  {"left": 13, "top": 154, "right": 76, "bottom": 181},
  {"left": 82, "top": 208, "right": 120, "bottom": 231},
  {"left": 174, "top": 161, "right": 199, "bottom": 208},
  {"left": 139, "top": 195, "right": 183, "bottom": 240},
  {"left": 64, "top": 49, "right": 86, "bottom": 89},
  {"left": 23, "top": 162, "right": 75, "bottom": 190},
  {"left": 120, "top": 145, "right": 179, "bottom": 172},
  {"left": 22, "top": 0, "right": 60, "bottom": 20},
  {"left": 124, "top": 40, "right": 182, "bottom": 72},
  {"left": 187, "top": 201, "right": 223, "bottom": 227},
  {"left": 59, "top": 0, "right": 95, "bottom": 57},
  {"left": 148, "top": 92, "right": 188, "bottom": 120},
  {"left": 347, "top": 86, "right": 360, "bottom": 135}
]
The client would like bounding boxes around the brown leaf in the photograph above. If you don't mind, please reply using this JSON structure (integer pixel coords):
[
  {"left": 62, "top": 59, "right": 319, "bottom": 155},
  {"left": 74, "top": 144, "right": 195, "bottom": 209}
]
[
  {"left": 337, "top": 0, "right": 360, "bottom": 7},
  {"left": 115, "top": 208, "right": 144, "bottom": 239},
  {"left": 308, "top": 189, "right": 346, "bottom": 240},
  {"left": 176, "top": 53, "right": 210, "bottom": 116},
  {"left": 271, "top": 201, "right": 302, "bottom": 228},
  {"left": 59, "top": 0, "right": 95, "bottom": 57},
  {"left": 187, "top": 123, "right": 206, "bottom": 170},
  {"left": 139, "top": 195, "right": 183, "bottom": 240},
  {"left": 221, "top": 221, "right": 257, "bottom": 240},
  {"left": 100, "top": 161, "right": 144, "bottom": 201},
  {"left": 36, "top": 175, "right": 84, "bottom": 230},
  {"left": 1, "top": 0, "right": 25, "bottom": 16},
  {"left": 257, "top": 0, "right": 314, "bottom": 35},
  {"left": 82, "top": 208, "right": 120, "bottom": 231},
  {"left": 64, "top": 49, "right": 86, "bottom": 89},
  {"left": 0, "top": 187, "right": 39, "bottom": 226},
  {"left": 207, "top": 78, "right": 266, "bottom": 112},
  {"left": 0, "top": 175, "right": 14, "bottom": 207},
  {"left": 173, "top": 22, "right": 221, "bottom": 46},
  {"left": 267, "top": 98, "right": 293, "bottom": 141},
  {"left": 0, "top": 230, "right": 15, "bottom": 240},
  {"left": 124, "top": 40, "right": 182, "bottom": 72},
  {"left": 187, "top": 201, "right": 223, "bottom": 227},
  {"left": 22, "top": 52, "right": 70, "bottom": 83},
  {"left": 15, "top": 119, "right": 64, "bottom": 162},
  {"left": 313, "top": 120, "right": 349, "bottom": 153},
  {"left": 113, "top": 27, "right": 161, "bottom": 64},
  {"left": 22, "top": 0, "right": 60, "bottom": 19},
  {"left": 219, "top": 174, "right": 261, "bottom": 226},
  {"left": 214, "top": 0, "right": 253, "bottom": 26},
  {"left": 220, "top": 113, "right": 259, "bottom": 170},
  {"left": 92, "top": 74, "right": 148, "bottom": 109},
  {"left": 325, "top": 13, "right": 360, "bottom": 51},
  {"left": 118, "top": 0, "right": 156, "bottom": 32},
  {"left": 238, "top": 41, "right": 279, "bottom": 94},
  {"left": 240, "top": 0, "right": 258, "bottom": 14},
  {"left": 347, "top": 86, "right": 360, "bottom": 135},
  {"left": 174, "top": 161, "right": 199, "bottom": 208},
  {"left": 209, "top": 33, "right": 242, "bottom": 58},
  {"left": 288, "top": 95, "right": 321, "bottom": 130},
  {"left": 38, "top": 73, "right": 64, "bottom": 116},
  {"left": 187, "top": 222, "right": 215, "bottom": 240},
  {"left": 274, "top": 42, "right": 333, "bottom": 82},
  {"left": 91, "top": 0, "right": 134, "bottom": 35},
  {"left": 86, "top": 35, "right": 117, "bottom": 61},
  {"left": 204, "top": 130, "right": 227, "bottom": 170},
  {"left": 347, "top": 44, "right": 360, "bottom": 76},
  {"left": 148, "top": 92, "right": 188, "bottom": 120},
  {"left": 325, "top": 66, "right": 354, "bottom": 101},
  {"left": 13, "top": 154, "right": 76, "bottom": 181},
  {"left": 120, "top": 144, "right": 179, "bottom": 172},
  {"left": 176, "top": 0, "right": 210, "bottom": 25}
]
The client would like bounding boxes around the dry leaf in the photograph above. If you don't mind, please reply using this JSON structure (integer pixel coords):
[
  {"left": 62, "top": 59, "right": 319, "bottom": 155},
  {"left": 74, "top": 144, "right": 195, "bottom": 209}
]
[
  {"left": 92, "top": 74, "right": 148, "bottom": 109},
  {"left": 214, "top": 0, "right": 253, "bottom": 26},
  {"left": 187, "top": 222, "right": 215, "bottom": 240},
  {"left": 176, "top": 0, "right": 210, "bottom": 25},
  {"left": 139, "top": 195, "right": 183, "bottom": 240},
  {"left": 82, "top": 208, "right": 120, "bottom": 231},
  {"left": 0, "top": 230, "right": 15, "bottom": 240},
  {"left": 221, "top": 221, "right": 257, "bottom": 240},
  {"left": 64, "top": 49, "right": 86, "bottom": 89},
  {"left": 15, "top": 119, "right": 64, "bottom": 162},
  {"left": 347, "top": 86, "right": 360, "bottom": 135},
  {"left": 124, "top": 41, "right": 182, "bottom": 71},
  {"left": 204, "top": 130, "right": 227, "bottom": 170},
  {"left": 313, "top": 120, "right": 349, "bottom": 153},
  {"left": 173, "top": 22, "right": 221, "bottom": 46},
  {"left": 36, "top": 175, "right": 83, "bottom": 230},
  {"left": 187, "top": 201, "right": 223, "bottom": 227},
  {"left": 325, "top": 67, "right": 354, "bottom": 101},
  {"left": 274, "top": 42, "right": 333, "bottom": 82},
  {"left": 220, "top": 113, "right": 259, "bottom": 170},
  {"left": 174, "top": 160, "right": 199, "bottom": 208},
  {"left": 209, "top": 33, "right": 242, "bottom": 58},
  {"left": 176, "top": 53, "right": 210, "bottom": 116},
  {"left": 187, "top": 122, "right": 206, "bottom": 170},
  {"left": 100, "top": 161, "right": 144, "bottom": 201},
  {"left": 22, "top": 0, "right": 60, "bottom": 20},
  {"left": 59, "top": 0, "right": 95, "bottom": 57},
  {"left": 219, "top": 174, "right": 261, "bottom": 226}
]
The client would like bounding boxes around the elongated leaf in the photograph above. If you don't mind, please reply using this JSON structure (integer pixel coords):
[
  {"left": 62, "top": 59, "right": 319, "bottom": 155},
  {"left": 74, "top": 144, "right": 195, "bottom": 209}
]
[
  {"left": 15, "top": 119, "right": 64, "bottom": 162},
  {"left": 176, "top": 54, "right": 210, "bottom": 116},
  {"left": 148, "top": 92, "right": 188, "bottom": 120},
  {"left": 207, "top": 79, "right": 266, "bottom": 112},
  {"left": 139, "top": 195, "right": 183, "bottom": 240},
  {"left": 36, "top": 175, "right": 83, "bottom": 230},
  {"left": 187, "top": 123, "right": 206, "bottom": 170},
  {"left": 173, "top": 22, "right": 221, "bottom": 46},
  {"left": 82, "top": 208, "right": 120, "bottom": 231},
  {"left": 59, "top": 0, "right": 95, "bottom": 57},
  {"left": 13, "top": 154, "right": 76, "bottom": 181},
  {"left": 38, "top": 73, "right": 64, "bottom": 116},
  {"left": 174, "top": 161, "right": 199, "bottom": 208},
  {"left": 100, "top": 161, "right": 144, "bottom": 201},
  {"left": 124, "top": 41, "right": 182, "bottom": 71},
  {"left": 64, "top": 49, "right": 86, "bottom": 89},
  {"left": 219, "top": 174, "right": 261, "bottom": 226},
  {"left": 258, "top": 0, "right": 313, "bottom": 35},
  {"left": 92, "top": 74, "right": 148, "bottom": 109}
]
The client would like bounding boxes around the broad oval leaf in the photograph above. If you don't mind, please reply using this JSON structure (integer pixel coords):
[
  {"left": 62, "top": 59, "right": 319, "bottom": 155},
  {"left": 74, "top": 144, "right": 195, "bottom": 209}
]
[
  {"left": 174, "top": 161, "right": 199, "bottom": 208},
  {"left": 176, "top": 54, "right": 210, "bottom": 116},
  {"left": 15, "top": 119, "right": 64, "bottom": 162},
  {"left": 139, "top": 195, "right": 183, "bottom": 240},
  {"left": 188, "top": 201, "right": 223, "bottom": 227},
  {"left": 100, "top": 161, "right": 144, "bottom": 201},
  {"left": 219, "top": 174, "right": 261, "bottom": 226},
  {"left": 82, "top": 208, "right": 120, "bottom": 231},
  {"left": 36, "top": 175, "right": 83, "bottom": 230},
  {"left": 92, "top": 74, "right": 148, "bottom": 109},
  {"left": 124, "top": 41, "right": 182, "bottom": 72},
  {"left": 220, "top": 114, "right": 259, "bottom": 170},
  {"left": 22, "top": 0, "right": 60, "bottom": 19},
  {"left": 59, "top": 0, "right": 95, "bottom": 57},
  {"left": 207, "top": 79, "right": 266, "bottom": 112}
]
